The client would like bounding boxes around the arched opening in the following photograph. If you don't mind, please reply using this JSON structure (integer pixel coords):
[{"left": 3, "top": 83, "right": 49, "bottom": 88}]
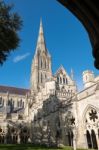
[
  {"left": 63, "top": 78, "right": 65, "bottom": 84},
  {"left": 41, "top": 59, "right": 42, "bottom": 68},
  {"left": 66, "top": 78, "right": 68, "bottom": 84},
  {"left": 20, "top": 128, "right": 28, "bottom": 144},
  {"left": 57, "top": 77, "right": 59, "bottom": 83},
  {"left": 68, "top": 131, "right": 73, "bottom": 146},
  {"left": 91, "top": 129, "right": 98, "bottom": 149},
  {"left": 86, "top": 130, "right": 92, "bottom": 148},
  {"left": 57, "top": 0, "right": 99, "bottom": 69},
  {"left": 60, "top": 77, "right": 62, "bottom": 84},
  {"left": 12, "top": 135, "right": 17, "bottom": 144},
  {"left": 0, "top": 135, "right": 4, "bottom": 144},
  {"left": 41, "top": 73, "right": 43, "bottom": 83},
  {"left": 45, "top": 60, "right": 46, "bottom": 69}
]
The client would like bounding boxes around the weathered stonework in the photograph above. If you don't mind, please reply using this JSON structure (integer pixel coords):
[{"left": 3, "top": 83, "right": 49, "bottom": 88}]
[{"left": 0, "top": 20, "right": 99, "bottom": 149}]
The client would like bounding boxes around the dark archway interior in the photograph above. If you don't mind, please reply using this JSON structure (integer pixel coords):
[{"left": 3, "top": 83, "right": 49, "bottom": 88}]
[
  {"left": 68, "top": 131, "right": 73, "bottom": 146},
  {"left": 86, "top": 130, "right": 92, "bottom": 149},
  {"left": 91, "top": 129, "right": 98, "bottom": 149},
  {"left": 57, "top": 0, "right": 99, "bottom": 70},
  {"left": 86, "top": 130, "right": 98, "bottom": 149}
]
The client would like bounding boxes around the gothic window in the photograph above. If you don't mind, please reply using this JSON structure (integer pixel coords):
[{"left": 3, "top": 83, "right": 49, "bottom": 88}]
[
  {"left": 20, "top": 99, "right": 22, "bottom": 107},
  {"left": 38, "top": 73, "right": 40, "bottom": 83},
  {"left": 41, "top": 59, "right": 42, "bottom": 68},
  {"left": 8, "top": 100, "right": 11, "bottom": 106},
  {"left": 45, "top": 74, "right": 47, "bottom": 80},
  {"left": 86, "top": 130, "right": 92, "bottom": 149},
  {"left": 60, "top": 77, "right": 62, "bottom": 84},
  {"left": 0, "top": 97, "right": 2, "bottom": 105},
  {"left": 0, "top": 127, "right": 2, "bottom": 133},
  {"left": 12, "top": 101, "right": 14, "bottom": 107},
  {"left": 57, "top": 77, "right": 59, "bottom": 83},
  {"left": 23, "top": 102, "right": 24, "bottom": 108},
  {"left": 63, "top": 78, "right": 65, "bottom": 84},
  {"left": 66, "top": 78, "right": 68, "bottom": 84},
  {"left": 89, "top": 109, "right": 98, "bottom": 122},
  {"left": 45, "top": 60, "right": 46, "bottom": 69},
  {"left": 41, "top": 73, "right": 43, "bottom": 83},
  {"left": 17, "top": 101, "right": 19, "bottom": 107},
  {"left": 91, "top": 129, "right": 98, "bottom": 149}
]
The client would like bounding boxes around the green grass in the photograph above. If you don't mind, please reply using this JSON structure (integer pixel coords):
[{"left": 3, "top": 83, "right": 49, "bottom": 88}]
[
  {"left": 0, "top": 144, "right": 73, "bottom": 150},
  {"left": 0, "top": 145, "right": 89, "bottom": 150}
]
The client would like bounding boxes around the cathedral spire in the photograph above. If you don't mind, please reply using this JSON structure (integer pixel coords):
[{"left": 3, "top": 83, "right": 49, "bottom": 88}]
[{"left": 36, "top": 19, "right": 47, "bottom": 54}]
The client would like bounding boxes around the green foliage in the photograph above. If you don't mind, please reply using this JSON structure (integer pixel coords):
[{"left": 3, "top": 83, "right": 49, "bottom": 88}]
[{"left": 0, "top": 0, "right": 22, "bottom": 64}]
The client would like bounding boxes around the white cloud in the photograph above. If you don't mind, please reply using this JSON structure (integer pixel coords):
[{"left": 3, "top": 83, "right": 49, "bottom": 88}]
[{"left": 13, "top": 53, "right": 30, "bottom": 63}]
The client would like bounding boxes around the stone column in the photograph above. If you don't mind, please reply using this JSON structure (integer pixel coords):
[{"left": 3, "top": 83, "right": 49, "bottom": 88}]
[
  {"left": 73, "top": 135, "right": 76, "bottom": 150},
  {"left": 17, "top": 134, "right": 20, "bottom": 144},
  {"left": 96, "top": 133, "right": 99, "bottom": 150},
  {"left": 73, "top": 129, "right": 77, "bottom": 150}
]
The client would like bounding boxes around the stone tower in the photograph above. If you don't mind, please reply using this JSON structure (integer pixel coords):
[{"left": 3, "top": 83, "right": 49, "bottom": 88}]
[
  {"left": 83, "top": 70, "right": 95, "bottom": 88},
  {"left": 30, "top": 20, "right": 52, "bottom": 94}
]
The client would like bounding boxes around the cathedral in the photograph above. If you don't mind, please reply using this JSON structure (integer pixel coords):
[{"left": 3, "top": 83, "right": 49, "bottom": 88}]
[{"left": 0, "top": 20, "right": 99, "bottom": 149}]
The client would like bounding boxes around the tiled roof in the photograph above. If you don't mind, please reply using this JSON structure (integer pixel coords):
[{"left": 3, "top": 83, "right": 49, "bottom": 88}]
[{"left": 0, "top": 85, "right": 30, "bottom": 96}]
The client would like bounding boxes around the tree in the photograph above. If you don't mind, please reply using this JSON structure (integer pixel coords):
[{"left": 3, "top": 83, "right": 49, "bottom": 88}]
[{"left": 0, "top": 0, "right": 22, "bottom": 64}]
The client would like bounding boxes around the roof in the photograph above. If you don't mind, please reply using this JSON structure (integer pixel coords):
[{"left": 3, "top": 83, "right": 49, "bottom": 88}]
[
  {"left": 0, "top": 85, "right": 30, "bottom": 96},
  {"left": 54, "top": 65, "right": 68, "bottom": 77}
]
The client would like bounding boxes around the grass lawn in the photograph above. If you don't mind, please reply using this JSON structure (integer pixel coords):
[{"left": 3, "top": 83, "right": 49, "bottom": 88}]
[{"left": 0, "top": 144, "right": 74, "bottom": 150}]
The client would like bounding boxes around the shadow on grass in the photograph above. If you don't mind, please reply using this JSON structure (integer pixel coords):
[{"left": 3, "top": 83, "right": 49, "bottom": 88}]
[{"left": 0, "top": 144, "right": 68, "bottom": 150}]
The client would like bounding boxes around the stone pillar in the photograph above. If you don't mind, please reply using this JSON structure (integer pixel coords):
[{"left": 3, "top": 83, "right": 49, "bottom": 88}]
[
  {"left": 73, "top": 135, "right": 76, "bottom": 150},
  {"left": 73, "top": 129, "right": 77, "bottom": 150},
  {"left": 96, "top": 133, "right": 99, "bottom": 150},
  {"left": 17, "top": 134, "right": 20, "bottom": 144},
  {"left": 84, "top": 132, "right": 88, "bottom": 149}
]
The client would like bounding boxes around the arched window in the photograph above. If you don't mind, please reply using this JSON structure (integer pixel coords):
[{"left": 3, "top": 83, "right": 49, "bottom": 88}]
[
  {"left": 66, "top": 78, "right": 68, "bottom": 84},
  {"left": 45, "top": 74, "right": 47, "bottom": 80},
  {"left": 86, "top": 130, "right": 92, "bottom": 149},
  {"left": 57, "top": 77, "right": 59, "bottom": 83},
  {"left": 41, "top": 73, "right": 43, "bottom": 83},
  {"left": 13, "top": 101, "right": 14, "bottom": 107},
  {"left": 60, "top": 77, "right": 62, "bottom": 84},
  {"left": 45, "top": 60, "right": 46, "bottom": 69},
  {"left": 63, "top": 78, "right": 65, "bottom": 84},
  {"left": 91, "top": 129, "right": 98, "bottom": 149},
  {"left": 68, "top": 131, "right": 73, "bottom": 146},
  {"left": 20, "top": 99, "right": 22, "bottom": 107},
  {"left": 0, "top": 97, "right": 2, "bottom": 105},
  {"left": 23, "top": 102, "right": 24, "bottom": 108},
  {"left": 8, "top": 100, "right": 11, "bottom": 106},
  {"left": 17, "top": 101, "right": 19, "bottom": 107},
  {"left": 41, "top": 59, "right": 42, "bottom": 68}
]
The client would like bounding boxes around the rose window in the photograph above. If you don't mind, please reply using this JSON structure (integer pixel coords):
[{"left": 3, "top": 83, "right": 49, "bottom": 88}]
[
  {"left": 89, "top": 109, "right": 98, "bottom": 122},
  {"left": 86, "top": 108, "right": 98, "bottom": 124}
]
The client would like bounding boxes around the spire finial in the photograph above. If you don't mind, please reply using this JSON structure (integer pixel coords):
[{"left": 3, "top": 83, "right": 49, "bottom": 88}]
[
  {"left": 40, "top": 17, "right": 42, "bottom": 26},
  {"left": 35, "top": 18, "right": 46, "bottom": 54}
]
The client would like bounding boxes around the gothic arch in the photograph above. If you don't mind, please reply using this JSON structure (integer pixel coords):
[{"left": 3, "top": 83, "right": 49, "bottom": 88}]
[
  {"left": 57, "top": 0, "right": 99, "bottom": 69},
  {"left": 82, "top": 104, "right": 99, "bottom": 125}
]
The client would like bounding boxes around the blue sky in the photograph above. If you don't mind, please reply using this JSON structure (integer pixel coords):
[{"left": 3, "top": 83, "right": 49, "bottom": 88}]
[{"left": 0, "top": 0, "right": 99, "bottom": 91}]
